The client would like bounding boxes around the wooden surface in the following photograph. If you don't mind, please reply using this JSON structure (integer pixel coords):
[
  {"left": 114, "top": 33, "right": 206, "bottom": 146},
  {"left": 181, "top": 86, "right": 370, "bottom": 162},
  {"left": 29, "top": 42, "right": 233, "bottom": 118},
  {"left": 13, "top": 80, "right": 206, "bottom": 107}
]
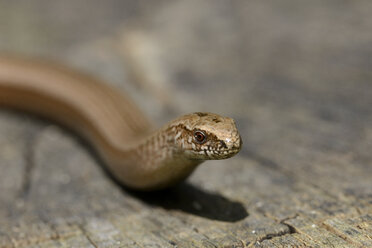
[{"left": 0, "top": 1, "right": 371, "bottom": 247}]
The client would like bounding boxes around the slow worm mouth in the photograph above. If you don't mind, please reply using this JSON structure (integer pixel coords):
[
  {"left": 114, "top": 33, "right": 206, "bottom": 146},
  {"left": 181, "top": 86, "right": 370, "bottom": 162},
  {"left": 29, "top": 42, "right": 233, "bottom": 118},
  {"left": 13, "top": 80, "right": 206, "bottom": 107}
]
[{"left": 190, "top": 147, "right": 241, "bottom": 160}]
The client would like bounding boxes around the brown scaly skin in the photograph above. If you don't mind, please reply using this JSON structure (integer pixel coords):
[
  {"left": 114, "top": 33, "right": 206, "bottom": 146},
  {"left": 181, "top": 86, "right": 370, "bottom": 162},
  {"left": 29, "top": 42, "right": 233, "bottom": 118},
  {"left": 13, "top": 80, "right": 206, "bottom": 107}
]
[
  {"left": 0, "top": 56, "right": 242, "bottom": 190},
  {"left": 170, "top": 112, "right": 242, "bottom": 160}
]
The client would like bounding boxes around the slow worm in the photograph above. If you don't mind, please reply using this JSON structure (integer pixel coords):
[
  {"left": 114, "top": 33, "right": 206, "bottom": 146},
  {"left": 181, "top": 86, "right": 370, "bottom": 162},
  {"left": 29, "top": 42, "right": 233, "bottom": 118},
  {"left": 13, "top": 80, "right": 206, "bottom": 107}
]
[{"left": 0, "top": 56, "right": 242, "bottom": 190}]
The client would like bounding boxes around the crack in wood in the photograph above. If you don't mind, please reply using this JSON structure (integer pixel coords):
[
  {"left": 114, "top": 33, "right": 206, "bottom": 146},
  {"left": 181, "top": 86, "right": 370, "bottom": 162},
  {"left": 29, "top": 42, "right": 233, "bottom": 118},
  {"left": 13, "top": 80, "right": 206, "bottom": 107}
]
[
  {"left": 280, "top": 216, "right": 298, "bottom": 235},
  {"left": 321, "top": 221, "right": 364, "bottom": 247},
  {"left": 247, "top": 215, "right": 299, "bottom": 247},
  {"left": 78, "top": 224, "right": 99, "bottom": 248},
  {"left": 254, "top": 229, "right": 291, "bottom": 246},
  {"left": 281, "top": 222, "right": 297, "bottom": 235},
  {"left": 18, "top": 128, "right": 43, "bottom": 198}
]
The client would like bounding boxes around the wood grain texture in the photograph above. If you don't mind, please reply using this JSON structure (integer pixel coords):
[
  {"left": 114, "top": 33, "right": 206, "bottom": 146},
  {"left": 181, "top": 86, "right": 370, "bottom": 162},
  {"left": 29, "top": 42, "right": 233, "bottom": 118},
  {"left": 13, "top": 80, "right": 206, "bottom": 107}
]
[{"left": 0, "top": 0, "right": 371, "bottom": 247}]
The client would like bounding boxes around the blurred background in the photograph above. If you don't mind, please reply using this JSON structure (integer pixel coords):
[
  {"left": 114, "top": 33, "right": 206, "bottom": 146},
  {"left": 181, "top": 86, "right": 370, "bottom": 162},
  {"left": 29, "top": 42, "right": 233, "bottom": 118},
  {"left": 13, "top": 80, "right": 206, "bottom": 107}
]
[
  {"left": 1, "top": 0, "right": 371, "bottom": 123},
  {"left": 1, "top": 0, "right": 371, "bottom": 179},
  {"left": 0, "top": 1, "right": 371, "bottom": 246}
]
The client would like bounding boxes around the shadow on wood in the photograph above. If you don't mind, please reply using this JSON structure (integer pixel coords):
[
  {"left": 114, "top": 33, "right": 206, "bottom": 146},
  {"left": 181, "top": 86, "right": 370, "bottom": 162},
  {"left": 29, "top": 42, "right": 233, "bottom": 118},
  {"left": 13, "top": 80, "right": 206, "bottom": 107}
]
[{"left": 127, "top": 183, "right": 249, "bottom": 222}]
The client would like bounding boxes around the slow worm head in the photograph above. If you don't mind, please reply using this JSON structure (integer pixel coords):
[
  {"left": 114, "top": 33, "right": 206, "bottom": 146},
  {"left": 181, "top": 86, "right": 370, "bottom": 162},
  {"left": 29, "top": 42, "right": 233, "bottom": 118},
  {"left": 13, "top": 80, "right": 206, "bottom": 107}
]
[{"left": 0, "top": 56, "right": 242, "bottom": 190}]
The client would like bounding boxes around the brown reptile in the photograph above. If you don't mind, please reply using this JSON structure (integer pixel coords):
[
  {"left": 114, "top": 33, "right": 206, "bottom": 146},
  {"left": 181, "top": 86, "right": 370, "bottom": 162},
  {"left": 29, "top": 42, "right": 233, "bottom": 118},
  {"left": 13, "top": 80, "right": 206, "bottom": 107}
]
[{"left": 0, "top": 56, "right": 242, "bottom": 190}]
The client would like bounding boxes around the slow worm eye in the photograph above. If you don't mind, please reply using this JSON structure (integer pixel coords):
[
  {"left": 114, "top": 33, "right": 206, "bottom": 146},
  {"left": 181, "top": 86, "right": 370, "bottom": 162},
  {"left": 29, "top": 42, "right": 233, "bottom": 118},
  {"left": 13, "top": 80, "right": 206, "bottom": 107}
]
[{"left": 194, "top": 130, "right": 207, "bottom": 144}]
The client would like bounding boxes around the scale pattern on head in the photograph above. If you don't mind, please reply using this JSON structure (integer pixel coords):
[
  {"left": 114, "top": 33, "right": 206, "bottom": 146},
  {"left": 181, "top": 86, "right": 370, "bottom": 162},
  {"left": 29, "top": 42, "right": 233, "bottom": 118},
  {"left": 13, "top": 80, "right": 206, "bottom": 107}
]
[{"left": 168, "top": 112, "right": 242, "bottom": 160}]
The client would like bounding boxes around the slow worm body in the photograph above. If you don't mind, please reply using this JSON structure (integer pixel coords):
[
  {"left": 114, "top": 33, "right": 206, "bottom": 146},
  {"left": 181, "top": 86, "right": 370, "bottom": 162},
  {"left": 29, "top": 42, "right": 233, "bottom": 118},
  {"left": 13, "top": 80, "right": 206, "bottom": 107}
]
[{"left": 0, "top": 56, "right": 242, "bottom": 190}]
